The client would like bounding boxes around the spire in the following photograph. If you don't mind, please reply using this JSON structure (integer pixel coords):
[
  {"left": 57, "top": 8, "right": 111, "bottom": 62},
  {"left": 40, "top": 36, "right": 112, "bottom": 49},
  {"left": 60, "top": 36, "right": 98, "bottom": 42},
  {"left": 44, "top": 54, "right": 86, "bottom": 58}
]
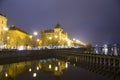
[{"left": 54, "top": 23, "right": 63, "bottom": 29}]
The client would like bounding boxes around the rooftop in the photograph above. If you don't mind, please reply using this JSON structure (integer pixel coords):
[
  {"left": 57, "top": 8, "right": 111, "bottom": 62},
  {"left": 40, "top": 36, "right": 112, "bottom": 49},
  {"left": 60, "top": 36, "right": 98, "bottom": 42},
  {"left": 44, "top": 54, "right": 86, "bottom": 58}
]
[
  {"left": 9, "top": 25, "right": 29, "bottom": 34},
  {"left": 44, "top": 30, "right": 54, "bottom": 33},
  {"left": 54, "top": 24, "right": 63, "bottom": 29},
  {"left": 0, "top": 13, "right": 6, "bottom": 17}
]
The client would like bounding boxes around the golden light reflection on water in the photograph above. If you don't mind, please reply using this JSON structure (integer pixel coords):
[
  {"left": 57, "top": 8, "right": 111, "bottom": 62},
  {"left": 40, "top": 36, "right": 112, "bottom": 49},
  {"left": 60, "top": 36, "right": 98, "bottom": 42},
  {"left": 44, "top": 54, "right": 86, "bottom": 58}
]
[{"left": 0, "top": 59, "right": 68, "bottom": 79}]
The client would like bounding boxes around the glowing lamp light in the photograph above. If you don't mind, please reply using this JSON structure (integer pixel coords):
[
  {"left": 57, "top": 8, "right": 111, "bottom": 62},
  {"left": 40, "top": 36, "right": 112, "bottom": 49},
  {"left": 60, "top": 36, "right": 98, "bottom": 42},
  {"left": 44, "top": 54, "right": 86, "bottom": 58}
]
[
  {"left": 17, "top": 46, "right": 25, "bottom": 50},
  {"left": 33, "top": 32, "right": 38, "bottom": 36},
  {"left": 29, "top": 68, "right": 32, "bottom": 72},
  {"left": 55, "top": 66, "right": 58, "bottom": 71},
  {"left": 103, "top": 44, "right": 108, "bottom": 55},
  {"left": 37, "top": 39, "right": 40, "bottom": 42},
  {"left": 49, "top": 37, "right": 52, "bottom": 40},
  {"left": 7, "top": 36, "right": 10, "bottom": 40},
  {"left": 58, "top": 62, "right": 60, "bottom": 65},
  {"left": 65, "top": 62, "right": 68, "bottom": 68},
  {"left": 49, "top": 64, "right": 52, "bottom": 69},
  {"left": 73, "top": 38, "right": 76, "bottom": 41},
  {"left": 33, "top": 73, "right": 37, "bottom": 77},
  {"left": 73, "top": 64, "right": 75, "bottom": 67},
  {"left": 4, "top": 27, "right": 9, "bottom": 31},
  {"left": 36, "top": 66, "right": 39, "bottom": 70},
  {"left": 67, "top": 40, "right": 71, "bottom": 46},
  {"left": 5, "top": 73, "right": 8, "bottom": 77},
  {"left": 29, "top": 35, "right": 32, "bottom": 38},
  {"left": 55, "top": 35, "right": 58, "bottom": 38}
]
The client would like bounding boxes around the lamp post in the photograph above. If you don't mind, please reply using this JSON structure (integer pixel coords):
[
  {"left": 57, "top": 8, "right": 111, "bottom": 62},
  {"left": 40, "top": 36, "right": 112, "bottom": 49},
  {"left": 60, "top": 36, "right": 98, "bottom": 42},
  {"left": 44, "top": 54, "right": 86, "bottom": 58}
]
[
  {"left": 48, "top": 37, "right": 52, "bottom": 47},
  {"left": 33, "top": 31, "right": 39, "bottom": 48},
  {"left": 33, "top": 31, "right": 38, "bottom": 41}
]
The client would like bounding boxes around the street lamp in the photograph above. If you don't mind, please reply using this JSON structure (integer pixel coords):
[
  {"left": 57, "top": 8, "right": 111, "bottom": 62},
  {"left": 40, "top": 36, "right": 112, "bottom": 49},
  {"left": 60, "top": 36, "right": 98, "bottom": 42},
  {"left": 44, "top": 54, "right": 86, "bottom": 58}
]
[
  {"left": 33, "top": 32, "right": 38, "bottom": 40},
  {"left": 55, "top": 66, "right": 58, "bottom": 71},
  {"left": 36, "top": 66, "right": 39, "bottom": 70},
  {"left": 29, "top": 68, "right": 32, "bottom": 72},
  {"left": 49, "top": 37, "right": 52, "bottom": 40},
  {"left": 33, "top": 73, "right": 37, "bottom": 77},
  {"left": 37, "top": 39, "right": 40, "bottom": 42},
  {"left": 49, "top": 64, "right": 52, "bottom": 69},
  {"left": 33, "top": 32, "right": 38, "bottom": 36},
  {"left": 5, "top": 73, "right": 8, "bottom": 77},
  {"left": 3, "top": 27, "right": 9, "bottom": 31},
  {"left": 33, "top": 32, "right": 39, "bottom": 48},
  {"left": 7, "top": 36, "right": 10, "bottom": 40},
  {"left": 48, "top": 37, "right": 52, "bottom": 46},
  {"left": 29, "top": 35, "right": 33, "bottom": 39}
]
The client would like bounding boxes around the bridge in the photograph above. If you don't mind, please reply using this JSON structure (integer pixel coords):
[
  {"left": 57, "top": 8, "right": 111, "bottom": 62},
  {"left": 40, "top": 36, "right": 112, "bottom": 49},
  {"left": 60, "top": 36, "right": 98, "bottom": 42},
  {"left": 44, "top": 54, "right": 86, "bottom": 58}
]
[{"left": 0, "top": 48, "right": 120, "bottom": 79}]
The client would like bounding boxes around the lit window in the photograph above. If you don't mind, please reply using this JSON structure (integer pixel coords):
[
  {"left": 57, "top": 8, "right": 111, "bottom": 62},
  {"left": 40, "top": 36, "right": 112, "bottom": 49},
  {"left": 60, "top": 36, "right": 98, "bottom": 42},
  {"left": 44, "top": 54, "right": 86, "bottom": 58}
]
[{"left": 2, "top": 21, "right": 3, "bottom": 24}]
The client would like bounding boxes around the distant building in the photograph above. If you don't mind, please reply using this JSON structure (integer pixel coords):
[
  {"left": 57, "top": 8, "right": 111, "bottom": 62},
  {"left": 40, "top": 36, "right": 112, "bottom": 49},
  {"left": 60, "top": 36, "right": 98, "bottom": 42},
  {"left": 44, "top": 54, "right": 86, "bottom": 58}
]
[
  {"left": 94, "top": 44, "right": 120, "bottom": 55},
  {"left": 40, "top": 24, "right": 68, "bottom": 46},
  {"left": 0, "top": 13, "right": 8, "bottom": 47}
]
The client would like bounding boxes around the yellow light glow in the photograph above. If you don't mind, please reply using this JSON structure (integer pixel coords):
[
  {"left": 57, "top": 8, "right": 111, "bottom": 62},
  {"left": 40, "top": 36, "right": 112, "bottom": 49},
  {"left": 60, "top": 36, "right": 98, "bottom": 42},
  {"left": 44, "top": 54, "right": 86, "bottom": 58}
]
[
  {"left": 5, "top": 73, "right": 8, "bottom": 77},
  {"left": 49, "top": 37, "right": 52, "bottom": 40},
  {"left": 67, "top": 39, "right": 71, "bottom": 46},
  {"left": 33, "top": 73, "right": 37, "bottom": 77},
  {"left": 36, "top": 66, "right": 39, "bottom": 70},
  {"left": 7, "top": 36, "right": 10, "bottom": 40},
  {"left": 74, "top": 38, "right": 86, "bottom": 46},
  {"left": 29, "top": 68, "right": 32, "bottom": 72},
  {"left": 37, "top": 39, "right": 40, "bottom": 42},
  {"left": 33, "top": 32, "right": 38, "bottom": 36},
  {"left": 73, "top": 38, "right": 76, "bottom": 41},
  {"left": 29, "top": 35, "right": 32, "bottom": 38},
  {"left": 55, "top": 35, "right": 58, "bottom": 38},
  {"left": 3, "top": 27, "right": 9, "bottom": 31},
  {"left": 58, "top": 62, "right": 60, "bottom": 65},
  {"left": 65, "top": 62, "right": 68, "bottom": 68},
  {"left": 76, "top": 40, "right": 86, "bottom": 46},
  {"left": 49, "top": 64, "right": 52, "bottom": 69},
  {"left": 55, "top": 66, "right": 58, "bottom": 71}
]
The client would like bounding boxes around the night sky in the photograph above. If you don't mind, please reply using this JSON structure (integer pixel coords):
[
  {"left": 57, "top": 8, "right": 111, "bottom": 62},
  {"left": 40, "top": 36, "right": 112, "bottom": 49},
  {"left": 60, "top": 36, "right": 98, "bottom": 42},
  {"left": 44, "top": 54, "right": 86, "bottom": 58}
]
[{"left": 0, "top": 0, "right": 120, "bottom": 45}]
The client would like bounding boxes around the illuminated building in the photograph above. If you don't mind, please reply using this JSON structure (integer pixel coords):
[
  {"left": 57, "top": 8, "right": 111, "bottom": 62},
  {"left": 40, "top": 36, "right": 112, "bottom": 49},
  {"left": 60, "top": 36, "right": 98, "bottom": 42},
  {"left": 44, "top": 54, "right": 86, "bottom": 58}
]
[
  {"left": 40, "top": 24, "right": 68, "bottom": 46},
  {"left": 7, "top": 25, "right": 38, "bottom": 48},
  {"left": 72, "top": 38, "right": 86, "bottom": 47},
  {"left": 0, "top": 13, "right": 8, "bottom": 47}
]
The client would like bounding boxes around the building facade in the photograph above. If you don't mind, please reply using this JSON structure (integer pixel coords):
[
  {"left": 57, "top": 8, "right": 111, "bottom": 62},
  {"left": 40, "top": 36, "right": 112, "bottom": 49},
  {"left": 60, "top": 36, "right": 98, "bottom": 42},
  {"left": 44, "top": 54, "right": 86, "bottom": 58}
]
[
  {"left": 0, "top": 13, "right": 8, "bottom": 47},
  {"left": 7, "top": 25, "right": 38, "bottom": 48},
  {"left": 40, "top": 24, "right": 68, "bottom": 46}
]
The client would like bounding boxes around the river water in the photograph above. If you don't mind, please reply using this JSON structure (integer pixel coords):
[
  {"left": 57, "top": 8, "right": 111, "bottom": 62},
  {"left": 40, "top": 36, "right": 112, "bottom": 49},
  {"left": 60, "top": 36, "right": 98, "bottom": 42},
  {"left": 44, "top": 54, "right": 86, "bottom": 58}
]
[{"left": 0, "top": 58, "right": 117, "bottom": 80}]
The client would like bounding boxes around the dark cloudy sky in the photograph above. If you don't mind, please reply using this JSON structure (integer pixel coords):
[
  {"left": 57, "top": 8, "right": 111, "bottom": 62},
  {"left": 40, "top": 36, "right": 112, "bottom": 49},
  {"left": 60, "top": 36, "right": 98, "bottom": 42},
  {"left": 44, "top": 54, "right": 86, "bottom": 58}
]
[{"left": 0, "top": 0, "right": 120, "bottom": 45}]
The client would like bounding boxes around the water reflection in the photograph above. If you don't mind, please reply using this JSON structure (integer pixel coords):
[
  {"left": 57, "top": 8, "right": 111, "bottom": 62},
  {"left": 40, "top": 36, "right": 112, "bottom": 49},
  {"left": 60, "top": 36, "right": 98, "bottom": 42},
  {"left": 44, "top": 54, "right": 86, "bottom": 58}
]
[
  {"left": 0, "top": 62, "right": 31, "bottom": 80},
  {"left": 0, "top": 59, "right": 68, "bottom": 80},
  {"left": 0, "top": 58, "right": 115, "bottom": 80},
  {"left": 38, "top": 59, "right": 68, "bottom": 76}
]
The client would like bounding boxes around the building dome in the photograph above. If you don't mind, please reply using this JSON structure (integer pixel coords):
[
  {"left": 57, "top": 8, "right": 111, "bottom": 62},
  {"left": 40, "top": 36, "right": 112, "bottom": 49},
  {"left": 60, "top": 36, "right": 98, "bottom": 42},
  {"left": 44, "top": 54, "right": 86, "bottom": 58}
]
[{"left": 54, "top": 24, "right": 63, "bottom": 29}]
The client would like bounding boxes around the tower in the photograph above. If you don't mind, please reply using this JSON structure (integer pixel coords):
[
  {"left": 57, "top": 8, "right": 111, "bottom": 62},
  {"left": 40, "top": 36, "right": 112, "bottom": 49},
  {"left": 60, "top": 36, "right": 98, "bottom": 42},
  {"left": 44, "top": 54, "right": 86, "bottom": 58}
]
[
  {"left": 54, "top": 24, "right": 63, "bottom": 41},
  {"left": 54, "top": 24, "right": 63, "bottom": 33}
]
